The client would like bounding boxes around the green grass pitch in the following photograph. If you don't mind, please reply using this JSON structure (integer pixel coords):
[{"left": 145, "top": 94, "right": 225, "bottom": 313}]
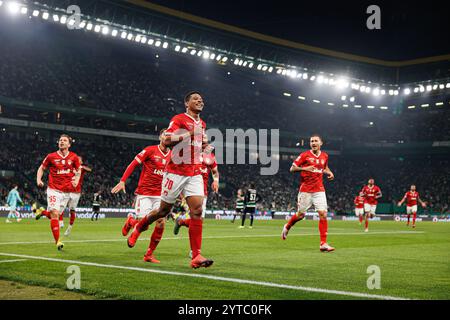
[{"left": 0, "top": 218, "right": 449, "bottom": 300}]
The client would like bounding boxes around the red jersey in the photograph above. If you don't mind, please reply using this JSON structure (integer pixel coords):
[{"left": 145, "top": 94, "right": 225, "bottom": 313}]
[
  {"left": 194, "top": 153, "right": 218, "bottom": 196},
  {"left": 41, "top": 151, "right": 81, "bottom": 193},
  {"left": 361, "top": 185, "right": 382, "bottom": 205},
  {"left": 165, "top": 113, "right": 206, "bottom": 176},
  {"left": 293, "top": 150, "right": 329, "bottom": 193},
  {"left": 73, "top": 168, "right": 87, "bottom": 193},
  {"left": 404, "top": 191, "right": 420, "bottom": 206},
  {"left": 135, "top": 145, "right": 171, "bottom": 196},
  {"left": 354, "top": 196, "right": 365, "bottom": 208}
]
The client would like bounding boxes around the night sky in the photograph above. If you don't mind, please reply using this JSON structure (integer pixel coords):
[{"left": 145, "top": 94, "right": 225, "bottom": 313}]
[{"left": 147, "top": 0, "right": 450, "bottom": 61}]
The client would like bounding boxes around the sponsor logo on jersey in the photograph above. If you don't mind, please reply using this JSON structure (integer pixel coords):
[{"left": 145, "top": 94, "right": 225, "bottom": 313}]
[
  {"left": 153, "top": 169, "right": 164, "bottom": 176},
  {"left": 57, "top": 169, "right": 71, "bottom": 174}
]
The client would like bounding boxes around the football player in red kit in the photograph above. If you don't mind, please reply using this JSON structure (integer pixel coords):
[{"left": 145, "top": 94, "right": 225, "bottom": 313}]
[
  {"left": 36, "top": 134, "right": 81, "bottom": 250},
  {"left": 354, "top": 192, "right": 365, "bottom": 225},
  {"left": 361, "top": 178, "right": 382, "bottom": 232},
  {"left": 281, "top": 134, "right": 335, "bottom": 252},
  {"left": 127, "top": 91, "right": 215, "bottom": 269},
  {"left": 397, "top": 185, "right": 426, "bottom": 228},
  {"left": 111, "top": 129, "right": 170, "bottom": 263}
]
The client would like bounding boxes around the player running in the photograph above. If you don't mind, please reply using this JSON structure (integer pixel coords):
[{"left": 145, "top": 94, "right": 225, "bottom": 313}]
[
  {"left": 361, "top": 178, "right": 382, "bottom": 232},
  {"left": 354, "top": 192, "right": 365, "bottom": 225},
  {"left": 232, "top": 189, "right": 244, "bottom": 223},
  {"left": 5, "top": 184, "right": 23, "bottom": 223},
  {"left": 239, "top": 183, "right": 261, "bottom": 229},
  {"left": 397, "top": 185, "right": 426, "bottom": 228},
  {"left": 127, "top": 91, "right": 215, "bottom": 269},
  {"left": 64, "top": 156, "right": 91, "bottom": 236},
  {"left": 281, "top": 134, "right": 335, "bottom": 252},
  {"left": 36, "top": 134, "right": 81, "bottom": 250},
  {"left": 111, "top": 129, "right": 170, "bottom": 263},
  {"left": 173, "top": 151, "right": 219, "bottom": 234}
]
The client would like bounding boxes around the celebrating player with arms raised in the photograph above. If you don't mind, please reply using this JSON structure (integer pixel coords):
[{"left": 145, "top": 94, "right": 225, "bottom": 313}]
[
  {"left": 111, "top": 129, "right": 170, "bottom": 263},
  {"left": 127, "top": 91, "right": 215, "bottom": 269},
  {"left": 361, "top": 178, "right": 382, "bottom": 232},
  {"left": 281, "top": 134, "right": 335, "bottom": 252},
  {"left": 36, "top": 134, "right": 81, "bottom": 250},
  {"left": 397, "top": 185, "right": 426, "bottom": 228}
]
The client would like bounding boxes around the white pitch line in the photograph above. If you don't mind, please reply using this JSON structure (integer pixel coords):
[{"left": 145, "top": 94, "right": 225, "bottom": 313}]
[
  {"left": 0, "top": 259, "right": 28, "bottom": 264},
  {"left": 0, "top": 230, "right": 424, "bottom": 246},
  {"left": 0, "top": 252, "right": 410, "bottom": 300}
]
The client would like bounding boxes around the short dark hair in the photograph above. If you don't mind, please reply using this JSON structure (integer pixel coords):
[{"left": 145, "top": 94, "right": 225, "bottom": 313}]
[
  {"left": 310, "top": 134, "right": 322, "bottom": 142},
  {"left": 59, "top": 134, "right": 73, "bottom": 144},
  {"left": 184, "top": 91, "right": 202, "bottom": 103},
  {"left": 159, "top": 128, "right": 167, "bottom": 136}
]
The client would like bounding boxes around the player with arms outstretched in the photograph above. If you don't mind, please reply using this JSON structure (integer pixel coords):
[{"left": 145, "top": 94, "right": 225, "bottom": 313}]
[
  {"left": 173, "top": 151, "right": 219, "bottom": 234},
  {"left": 281, "top": 134, "right": 335, "bottom": 252},
  {"left": 36, "top": 134, "right": 81, "bottom": 250},
  {"left": 397, "top": 185, "right": 426, "bottom": 228},
  {"left": 361, "top": 178, "right": 382, "bottom": 232},
  {"left": 111, "top": 129, "right": 170, "bottom": 263},
  {"left": 354, "top": 192, "right": 365, "bottom": 225}
]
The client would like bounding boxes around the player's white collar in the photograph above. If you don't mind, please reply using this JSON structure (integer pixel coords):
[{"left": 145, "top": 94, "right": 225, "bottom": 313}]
[
  {"left": 57, "top": 150, "right": 70, "bottom": 159},
  {"left": 158, "top": 145, "right": 170, "bottom": 157},
  {"left": 309, "top": 150, "right": 321, "bottom": 158},
  {"left": 184, "top": 112, "right": 201, "bottom": 124}
]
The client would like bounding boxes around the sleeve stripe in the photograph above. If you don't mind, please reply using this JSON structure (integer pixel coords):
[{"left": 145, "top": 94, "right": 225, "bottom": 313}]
[{"left": 134, "top": 157, "right": 142, "bottom": 164}]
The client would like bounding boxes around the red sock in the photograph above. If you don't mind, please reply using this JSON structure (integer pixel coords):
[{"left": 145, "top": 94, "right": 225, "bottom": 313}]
[
  {"left": 136, "top": 215, "right": 150, "bottom": 232},
  {"left": 359, "top": 215, "right": 363, "bottom": 223},
  {"left": 365, "top": 216, "right": 369, "bottom": 229},
  {"left": 180, "top": 219, "right": 190, "bottom": 227},
  {"left": 50, "top": 218, "right": 60, "bottom": 243},
  {"left": 59, "top": 214, "right": 63, "bottom": 222},
  {"left": 319, "top": 218, "right": 328, "bottom": 245},
  {"left": 188, "top": 218, "right": 203, "bottom": 259},
  {"left": 146, "top": 225, "right": 165, "bottom": 255},
  {"left": 42, "top": 210, "right": 51, "bottom": 219},
  {"left": 407, "top": 214, "right": 410, "bottom": 224},
  {"left": 69, "top": 211, "right": 76, "bottom": 226},
  {"left": 286, "top": 213, "right": 305, "bottom": 229},
  {"left": 412, "top": 212, "right": 417, "bottom": 225}
]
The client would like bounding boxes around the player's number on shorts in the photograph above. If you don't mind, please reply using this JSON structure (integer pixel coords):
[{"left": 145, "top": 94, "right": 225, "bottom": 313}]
[
  {"left": 49, "top": 195, "right": 57, "bottom": 205},
  {"left": 164, "top": 178, "right": 174, "bottom": 190}
]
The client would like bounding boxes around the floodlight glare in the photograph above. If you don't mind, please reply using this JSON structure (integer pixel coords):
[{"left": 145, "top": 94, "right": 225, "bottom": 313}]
[
  {"left": 276, "top": 69, "right": 282, "bottom": 74},
  {"left": 215, "top": 54, "right": 221, "bottom": 60},
  {"left": 60, "top": 15, "right": 67, "bottom": 24},
  {"left": 419, "top": 85, "right": 425, "bottom": 92},
  {"left": 426, "top": 85, "right": 432, "bottom": 91},
  {"left": 53, "top": 14, "right": 59, "bottom": 22},
  {"left": 141, "top": 37, "right": 147, "bottom": 44},
  {"left": 317, "top": 75, "right": 324, "bottom": 84},
  {"left": 32, "top": 10, "right": 39, "bottom": 17},
  {"left": 79, "top": 21, "right": 86, "bottom": 28},
  {"left": 7, "top": 2, "right": 20, "bottom": 15},
  {"left": 257, "top": 64, "right": 262, "bottom": 70},
  {"left": 190, "top": 49, "right": 196, "bottom": 55},
  {"left": 373, "top": 88, "right": 379, "bottom": 96},
  {"left": 175, "top": 45, "right": 181, "bottom": 52},
  {"left": 135, "top": 35, "right": 141, "bottom": 42},
  {"left": 262, "top": 66, "right": 268, "bottom": 72},
  {"left": 102, "top": 26, "right": 109, "bottom": 35},
  {"left": 432, "top": 84, "right": 438, "bottom": 90},
  {"left": 111, "top": 29, "right": 118, "bottom": 37},
  {"left": 162, "top": 42, "right": 168, "bottom": 49},
  {"left": 302, "top": 73, "right": 308, "bottom": 80},
  {"left": 413, "top": 87, "right": 419, "bottom": 93},
  {"left": 341, "top": 95, "right": 346, "bottom": 101},
  {"left": 403, "top": 88, "right": 411, "bottom": 95},
  {"left": 349, "top": 96, "right": 355, "bottom": 102},
  {"left": 147, "top": 39, "right": 154, "bottom": 45},
  {"left": 439, "top": 84, "right": 444, "bottom": 89},
  {"left": 388, "top": 89, "right": 394, "bottom": 95},
  {"left": 20, "top": 6, "right": 27, "bottom": 14},
  {"left": 182, "top": 47, "right": 188, "bottom": 53},
  {"left": 86, "top": 23, "right": 93, "bottom": 30},
  {"left": 120, "top": 31, "right": 127, "bottom": 39},
  {"left": 42, "top": 11, "right": 49, "bottom": 20},
  {"left": 242, "top": 61, "right": 248, "bottom": 67},
  {"left": 268, "top": 66, "right": 273, "bottom": 72},
  {"left": 209, "top": 53, "right": 215, "bottom": 60},
  {"left": 94, "top": 25, "right": 101, "bottom": 33},
  {"left": 446, "top": 83, "right": 450, "bottom": 88},
  {"left": 126, "top": 33, "right": 133, "bottom": 40},
  {"left": 310, "top": 75, "right": 316, "bottom": 81},
  {"left": 248, "top": 62, "right": 253, "bottom": 68},
  {"left": 394, "top": 90, "right": 399, "bottom": 95},
  {"left": 221, "top": 56, "right": 228, "bottom": 62},
  {"left": 155, "top": 40, "right": 161, "bottom": 47}
]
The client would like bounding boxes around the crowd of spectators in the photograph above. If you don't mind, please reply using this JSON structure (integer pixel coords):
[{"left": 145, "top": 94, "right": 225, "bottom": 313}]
[{"left": 0, "top": 132, "right": 448, "bottom": 215}]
